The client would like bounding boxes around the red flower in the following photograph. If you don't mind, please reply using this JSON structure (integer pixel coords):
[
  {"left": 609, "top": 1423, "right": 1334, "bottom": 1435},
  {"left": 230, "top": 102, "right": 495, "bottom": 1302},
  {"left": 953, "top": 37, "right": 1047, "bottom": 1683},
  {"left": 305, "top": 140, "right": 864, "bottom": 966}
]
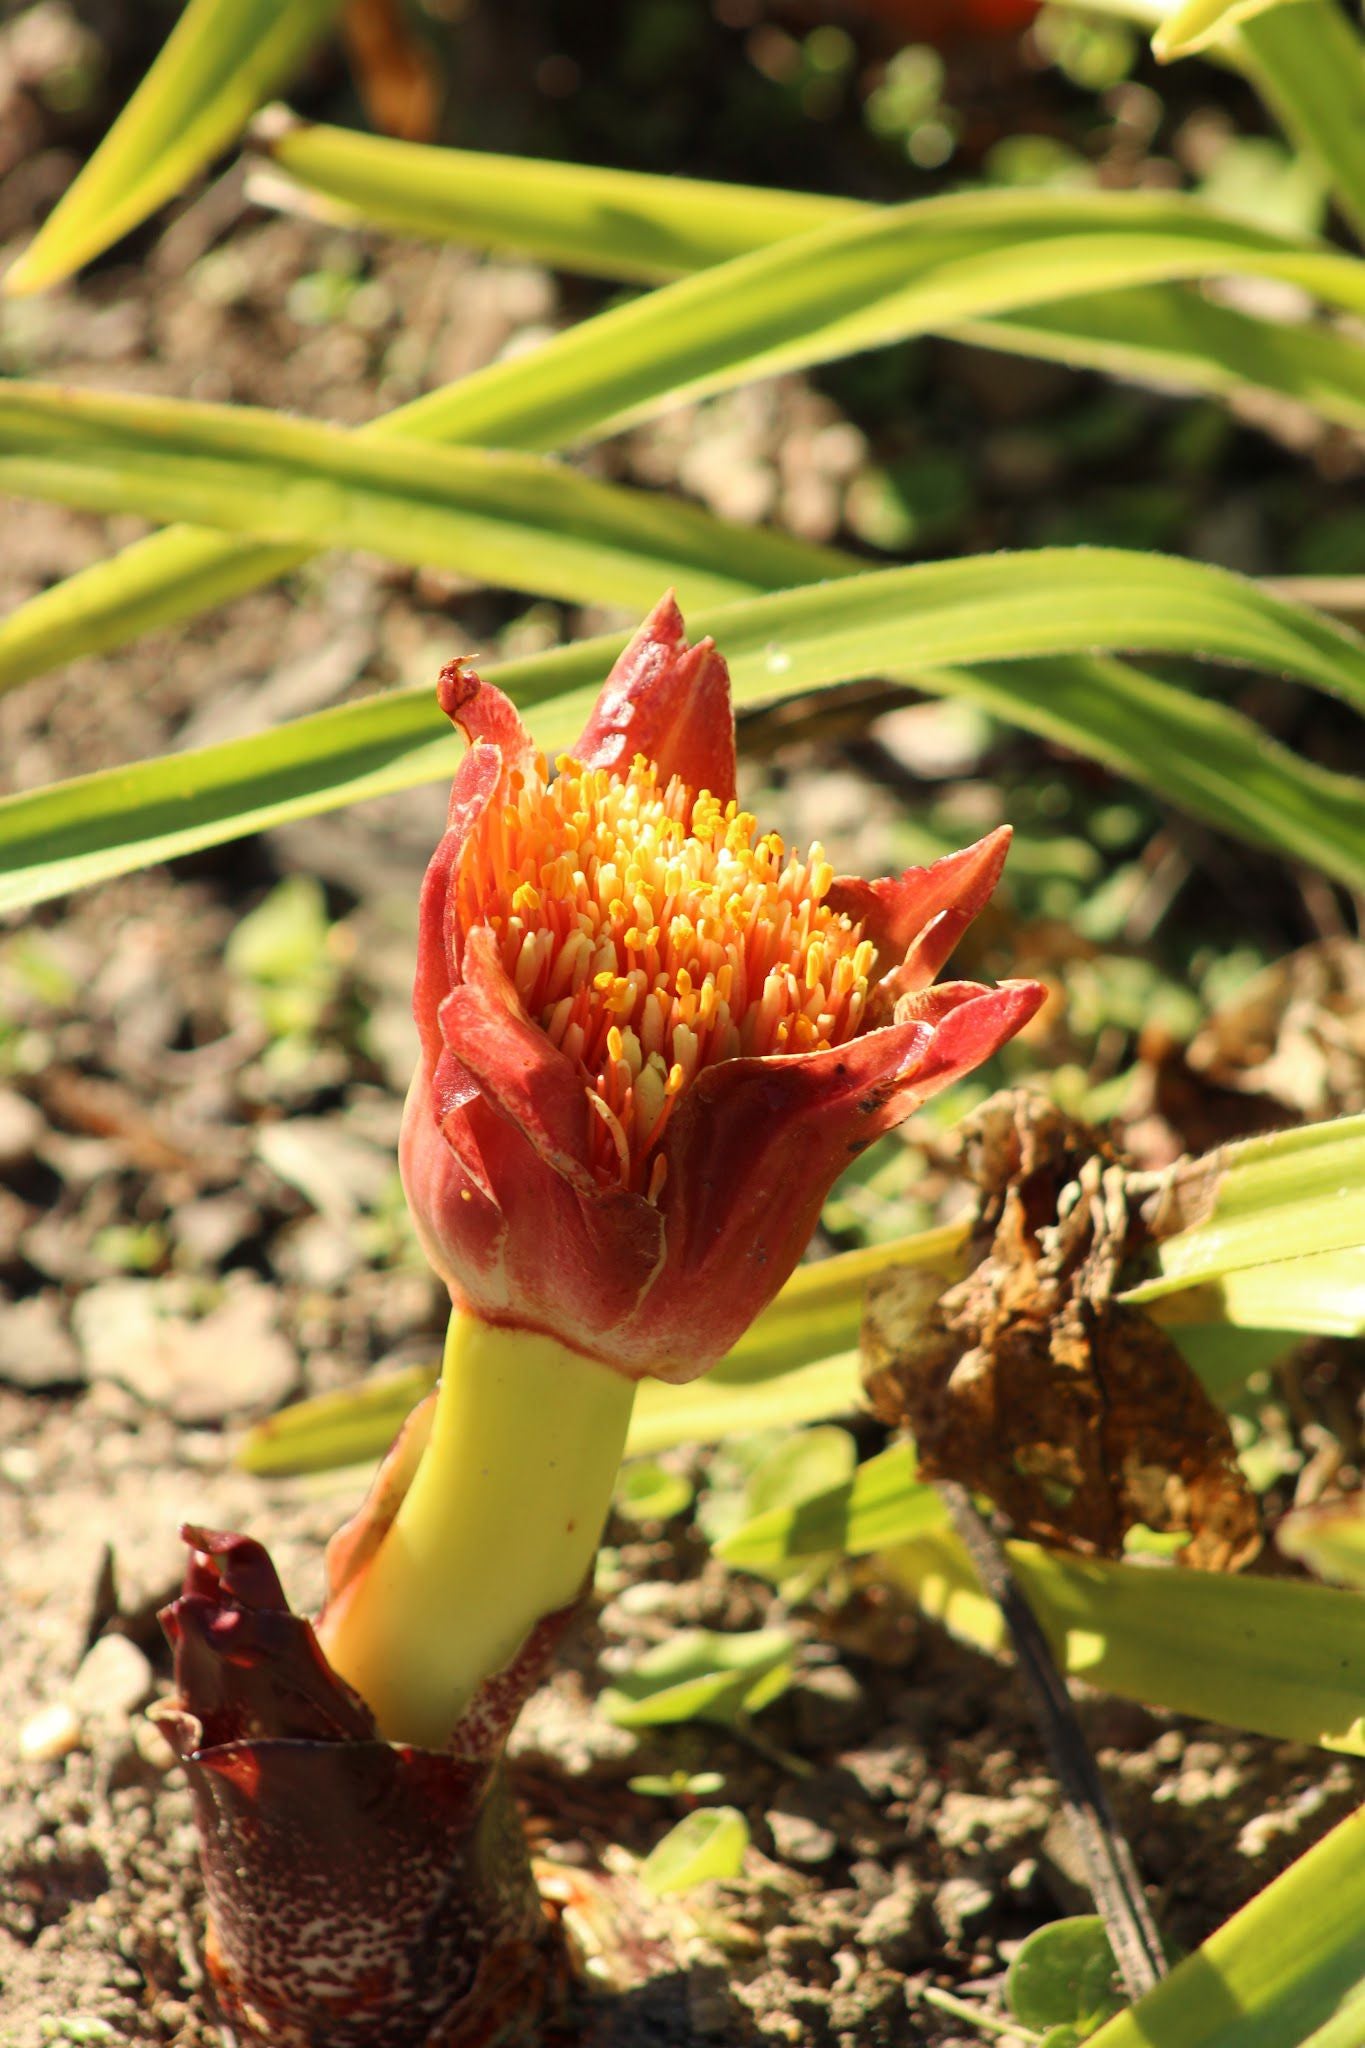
[{"left": 402, "top": 595, "right": 1043, "bottom": 1381}]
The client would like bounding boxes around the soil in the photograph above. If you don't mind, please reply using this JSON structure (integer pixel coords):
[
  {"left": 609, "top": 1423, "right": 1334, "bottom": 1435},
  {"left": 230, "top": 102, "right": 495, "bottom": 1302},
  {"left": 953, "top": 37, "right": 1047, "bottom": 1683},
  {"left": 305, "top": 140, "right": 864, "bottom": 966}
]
[{"left": 2, "top": 7, "right": 1363, "bottom": 2044}]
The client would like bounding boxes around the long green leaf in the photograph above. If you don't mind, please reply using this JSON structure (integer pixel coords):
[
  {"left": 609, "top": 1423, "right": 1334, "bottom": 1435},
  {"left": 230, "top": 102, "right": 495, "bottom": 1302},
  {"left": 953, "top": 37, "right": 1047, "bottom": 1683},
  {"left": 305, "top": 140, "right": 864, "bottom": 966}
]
[
  {"left": 257, "top": 118, "right": 1365, "bottom": 430},
  {"left": 237, "top": 1349, "right": 864, "bottom": 1475},
  {"left": 723, "top": 1445, "right": 1365, "bottom": 1752},
  {"left": 1147, "top": 1249, "right": 1365, "bottom": 1340},
  {"left": 6, "top": 186, "right": 1365, "bottom": 692},
  {"left": 370, "top": 189, "right": 1365, "bottom": 449},
  {"left": 1153, "top": 0, "right": 1298, "bottom": 58},
  {"left": 1126, "top": 1116, "right": 1365, "bottom": 1335},
  {"left": 1088, "top": 1802, "right": 1365, "bottom": 2048},
  {"left": 1225, "top": 1, "right": 1365, "bottom": 247},
  {"left": 956, "top": 286, "right": 1365, "bottom": 432},
  {"left": 718, "top": 1442, "right": 941, "bottom": 1573},
  {"left": 4, "top": 555, "right": 1365, "bottom": 911},
  {"left": 253, "top": 112, "right": 859, "bottom": 284},
  {"left": 4, "top": 0, "right": 344, "bottom": 296},
  {"left": 629, "top": 1354, "right": 863, "bottom": 1460},
  {"left": 0, "top": 381, "right": 844, "bottom": 615},
  {"left": 241, "top": 1225, "right": 962, "bottom": 1477},
  {"left": 716, "top": 1223, "right": 967, "bottom": 1383},
  {"left": 885, "top": 1530, "right": 1365, "bottom": 1755}
]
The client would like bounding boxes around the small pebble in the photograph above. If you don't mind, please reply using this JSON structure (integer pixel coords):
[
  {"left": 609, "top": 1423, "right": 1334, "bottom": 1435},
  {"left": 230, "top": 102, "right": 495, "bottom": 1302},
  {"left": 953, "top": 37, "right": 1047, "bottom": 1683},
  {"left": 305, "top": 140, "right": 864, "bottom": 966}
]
[
  {"left": 0, "top": 1086, "right": 43, "bottom": 1163},
  {"left": 934, "top": 1875, "right": 995, "bottom": 1941},
  {"left": 72, "top": 1634, "right": 154, "bottom": 1719},
  {"left": 19, "top": 1700, "right": 83, "bottom": 1762},
  {"left": 766, "top": 1809, "right": 838, "bottom": 1867},
  {"left": 0, "top": 1293, "right": 84, "bottom": 1391},
  {"left": 859, "top": 1881, "right": 933, "bottom": 1968}
]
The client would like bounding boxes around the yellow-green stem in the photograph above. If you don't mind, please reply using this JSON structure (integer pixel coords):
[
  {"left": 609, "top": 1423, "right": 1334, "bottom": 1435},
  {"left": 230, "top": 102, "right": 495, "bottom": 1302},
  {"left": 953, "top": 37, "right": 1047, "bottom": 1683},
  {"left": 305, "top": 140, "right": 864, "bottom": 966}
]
[{"left": 318, "top": 1309, "right": 636, "bottom": 1748}]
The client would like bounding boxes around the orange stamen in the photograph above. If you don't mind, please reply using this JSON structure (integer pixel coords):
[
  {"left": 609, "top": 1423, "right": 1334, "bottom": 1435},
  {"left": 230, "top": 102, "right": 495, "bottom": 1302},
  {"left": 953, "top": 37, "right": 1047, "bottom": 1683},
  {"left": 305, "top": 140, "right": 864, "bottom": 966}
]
[{"left": 456, "top": 754, "right": 876, "bottom": 1194}]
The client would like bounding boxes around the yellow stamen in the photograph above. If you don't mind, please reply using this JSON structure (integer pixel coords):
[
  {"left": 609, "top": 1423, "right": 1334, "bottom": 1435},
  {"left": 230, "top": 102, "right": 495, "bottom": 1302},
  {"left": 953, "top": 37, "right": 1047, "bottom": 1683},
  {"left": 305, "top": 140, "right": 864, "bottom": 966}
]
[{"left": 456, "top": 751, "right": 874, "bottom": 1194}]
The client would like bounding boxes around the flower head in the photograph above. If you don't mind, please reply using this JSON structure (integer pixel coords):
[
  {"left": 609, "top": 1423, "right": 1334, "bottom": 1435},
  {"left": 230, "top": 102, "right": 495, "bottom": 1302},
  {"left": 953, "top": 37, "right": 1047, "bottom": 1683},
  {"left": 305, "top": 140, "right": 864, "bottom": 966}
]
[{"left": 403, "top": 594, "right": 1043, "bottom": 1380}]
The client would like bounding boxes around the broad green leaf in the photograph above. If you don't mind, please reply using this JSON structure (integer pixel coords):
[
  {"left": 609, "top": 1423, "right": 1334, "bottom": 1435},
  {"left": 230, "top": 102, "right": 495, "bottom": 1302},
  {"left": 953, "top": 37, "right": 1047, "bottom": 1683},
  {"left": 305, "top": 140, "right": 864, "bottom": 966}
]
[
  {"left": 6, "top": 185, "right": 1365, "bottom": 692},
  {"left": 714, "top": 1224, "right": 967, "bottom": 1384},
  {"left": 4, "top": 0, "right": 345, "bottom": 296},
  {"left": 254, "top": 113, "right": 858, "bottom": 285},
  {"left": 1171, "top": 1323, "right": 1298, "bottom": 1402},
  {"left": 258, "top": 119, "right": 1365, "bottom": 430},
  {"left": 629, "top": 1355, "right": 863, "bottom": 1461},
  {"left": 1008, "top": 1919, "right": 1125, "bottom": 2035},
  {"left": 1134, "top": 1115, "right": 1365, "bottom": 1281},
  {"left": 5, "top": 555, "right": 1365, "bottom": 914},
  {"left": 0, "top": 381, "right": 844, "bottom": 616},
  {"left": 1224, "top": 2, "right": 1365, "bottom": 249},
  {"left": 742, "top": 1428, "right": 859, "bottom": 1522},
  {"left": 1151, "top": 1250, "right": 1365, "bottom": 1338},
  {"left": 614, "top": 1461, "right": 694, "bottom": 1525},
  {"left": 1153, "top": 0, "right": 1301, "bottom": 59},
  {"left": 718, "top": 1443, "right": 941, "bottom": 1574},
  {"left": 598, "top": 1628, "right": 794, "bottom": 1730},
  {"left": 1300, "top": 1979, "right": 1365, "bottom": 2048},
  {"left": 639, "top": 1808, "right": 749, "bottom": 1895},
  {"left": 1087, "top": 1803, "right": 1365, "bottom": 2048},
  {"left": 1125, "top": 1116, "right": 1365, "bottom": 1333},
  {"left": 956, "top": 286, "right": 1365, "bottom": 434},
  {"left": 886, "top": 1529, "right": 1365, "bottom": 1754},
  {"left": 1277, "top": 1499, "right": 1365, "bottom": 1589},
  {"left": 239, "top": 1347, "right": 863, "bottom": 1479},
  {"left": 240, "top": 1226, "right": 956, "bottom": 1477},
  {"left": 237, "top": 1361, "right": 436, "bottom": 1477}
]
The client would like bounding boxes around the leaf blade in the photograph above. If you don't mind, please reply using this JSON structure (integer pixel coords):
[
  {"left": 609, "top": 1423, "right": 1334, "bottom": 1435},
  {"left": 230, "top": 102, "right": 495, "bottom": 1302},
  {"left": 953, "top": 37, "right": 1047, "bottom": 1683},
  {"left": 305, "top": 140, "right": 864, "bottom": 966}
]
[
  {"left": 0, "top": 381, "right": 844, "bottom": 616},
  {"left": 5, "top": 555, "right": 1365, "bottom": 911},
  {"left": 7, "top": 185, "right": 1365, "bottom": 689},
  {"left": 1087, "top": 1802, "right": 1365, "bottom": 2048},
  {"left": 4, "top": 0, "right": 345, "bottom": 295},
  {"left": 257, "top": 119, "right": 1365, "bottom": 431},
  {"left": 887, "top": 1530, "right": 1365, "bottom": 1755}
]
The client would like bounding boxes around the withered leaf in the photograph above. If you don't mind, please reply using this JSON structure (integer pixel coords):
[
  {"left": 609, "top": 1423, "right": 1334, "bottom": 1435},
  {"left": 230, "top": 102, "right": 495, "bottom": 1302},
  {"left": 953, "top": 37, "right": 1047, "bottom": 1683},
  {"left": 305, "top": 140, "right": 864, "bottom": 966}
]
[{"left": 863, "top": 1092, "right": 1260, "bottom": 1572}]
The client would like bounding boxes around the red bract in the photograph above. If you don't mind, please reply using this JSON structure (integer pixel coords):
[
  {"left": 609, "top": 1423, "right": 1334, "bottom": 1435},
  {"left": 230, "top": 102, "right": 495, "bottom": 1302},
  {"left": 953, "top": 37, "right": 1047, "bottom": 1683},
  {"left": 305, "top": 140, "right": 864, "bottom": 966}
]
[
  {"left": 402, "top": 595, "right": 1044, "bottom": 1380},
  {"left": 156, "top": 1517, "right": 571, "bottom": 2047}
]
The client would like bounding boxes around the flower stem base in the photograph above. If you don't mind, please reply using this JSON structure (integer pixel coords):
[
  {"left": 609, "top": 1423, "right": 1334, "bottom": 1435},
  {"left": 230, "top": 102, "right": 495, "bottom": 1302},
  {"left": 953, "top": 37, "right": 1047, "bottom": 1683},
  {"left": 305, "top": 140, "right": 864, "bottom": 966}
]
[{"left": 317, "top": 1308, "right": 636, "bottom": 1748}]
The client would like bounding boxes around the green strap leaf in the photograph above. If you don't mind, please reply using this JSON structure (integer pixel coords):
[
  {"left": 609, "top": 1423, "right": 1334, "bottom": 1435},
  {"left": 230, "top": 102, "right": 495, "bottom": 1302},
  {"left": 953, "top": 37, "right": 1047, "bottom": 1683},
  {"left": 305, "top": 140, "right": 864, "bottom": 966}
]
[
  {"left": 1153, "top": 0, "right": 1303, "bottom": 59},
  {"left": 240, "top": 1226, "right": 959, "bottom": 1477},
  {"left": 5, "top": 185, "right": 1365, "bottom": 693},
  {"left": 0, "top": 380, "right": 845, "bottom": 617},
  {"left": 4, "top": 0, "right": 345, "bottom": 296},
  {"left": 1233, "top": 0, "right": 1365, "bottom": 249},
  {"left": 717, "top": 1442, "right": 941, "bottom": 1574},
  {"left": 886, "top": 1528, "right": 1365, "bottom": 1756},
  {"left": 1145, "top": 1249, "right": 1365, "bottom": 1340},
  {"left": 723, "top": 1445, "right": 1365, "bottom": 1752},
  {"left": 393, "top": 188, "right": 1365, "bottom": 450},
  {"left": 258, "top": 118, "right": 1365, "bottom": 430},
  {"left": 4, "top": 554, "right": 1365, "bottom": 912},
  {"left": 1126, "top": 1116, "right": 1365, "bottom": 1335},
  {"left": 253, "top": 111, "right": 859, "bottom": 285},
  {"left": 1087, "top": 1802, "right": 1365, "bottom": 2048}
]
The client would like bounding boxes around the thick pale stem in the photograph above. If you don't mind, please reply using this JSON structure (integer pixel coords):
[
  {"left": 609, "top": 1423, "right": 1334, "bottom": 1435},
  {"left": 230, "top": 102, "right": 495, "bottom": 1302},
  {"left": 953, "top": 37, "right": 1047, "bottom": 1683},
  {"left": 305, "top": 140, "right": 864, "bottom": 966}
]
[{"left": 318, "top": 1309, "right": 636, "bottom": 1748}]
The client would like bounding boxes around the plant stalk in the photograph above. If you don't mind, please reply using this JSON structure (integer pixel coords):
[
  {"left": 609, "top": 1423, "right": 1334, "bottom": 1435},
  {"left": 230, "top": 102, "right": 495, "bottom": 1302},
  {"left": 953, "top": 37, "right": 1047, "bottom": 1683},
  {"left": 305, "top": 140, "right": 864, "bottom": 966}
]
[{"left": 318, "top": 1307, "right": 636, "bottom": 1748}]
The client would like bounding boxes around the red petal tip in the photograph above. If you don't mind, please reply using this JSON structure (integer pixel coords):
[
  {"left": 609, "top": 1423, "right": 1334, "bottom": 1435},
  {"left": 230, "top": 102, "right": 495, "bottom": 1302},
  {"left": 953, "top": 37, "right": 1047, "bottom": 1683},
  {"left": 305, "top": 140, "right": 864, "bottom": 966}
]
[
  {"left": 434, "top": 658, "right": 537, "bottom": 772},
  {"left": 436, "top": 656, "right": 481, "bottom": 723}
]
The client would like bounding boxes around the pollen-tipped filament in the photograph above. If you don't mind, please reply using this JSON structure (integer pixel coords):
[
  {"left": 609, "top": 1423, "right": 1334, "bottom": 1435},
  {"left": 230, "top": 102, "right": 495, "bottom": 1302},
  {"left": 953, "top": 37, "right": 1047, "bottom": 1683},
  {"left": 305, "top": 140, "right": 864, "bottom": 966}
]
[{"left": 456, "top": 752, "right": 876, "bottom": 1194}]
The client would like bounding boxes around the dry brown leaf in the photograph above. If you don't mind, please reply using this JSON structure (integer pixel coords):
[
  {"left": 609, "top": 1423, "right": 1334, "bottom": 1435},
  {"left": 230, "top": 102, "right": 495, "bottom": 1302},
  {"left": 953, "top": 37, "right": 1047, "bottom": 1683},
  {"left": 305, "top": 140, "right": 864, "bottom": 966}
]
[
  {"left": 1188, "top": 938, "right": 1365, "bottom": 1121},
  {"left": 864, "top": 1092, "right": 1260, "bottom": 1571}
]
